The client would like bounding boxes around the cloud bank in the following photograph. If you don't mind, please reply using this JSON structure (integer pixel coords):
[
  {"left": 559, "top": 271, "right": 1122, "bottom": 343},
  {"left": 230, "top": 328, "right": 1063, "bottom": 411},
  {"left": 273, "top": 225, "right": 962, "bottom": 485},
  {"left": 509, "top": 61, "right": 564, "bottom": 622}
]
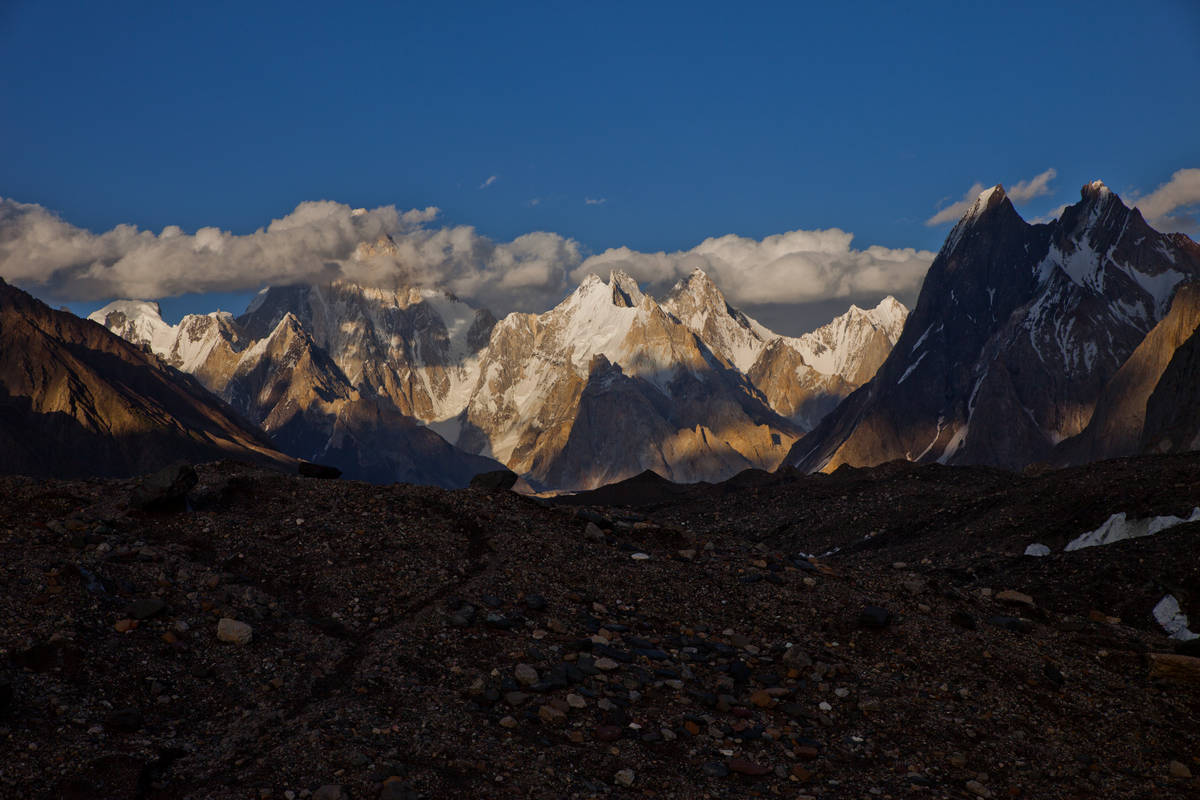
[
  {"left": 0, "top": 198, "right": 935, "bottom": 323},
  {"left": 574, "top": 229, "right": 935, "bottom": 306},
  {"left": 926, "top": 168, "right": 1057, "bottom": 226},
  {"left": 1134, "top": 168, "right": 1200, "bottom": 235},
  {"left": 0, "top": 198, "right": 582, "bottom": 314}
]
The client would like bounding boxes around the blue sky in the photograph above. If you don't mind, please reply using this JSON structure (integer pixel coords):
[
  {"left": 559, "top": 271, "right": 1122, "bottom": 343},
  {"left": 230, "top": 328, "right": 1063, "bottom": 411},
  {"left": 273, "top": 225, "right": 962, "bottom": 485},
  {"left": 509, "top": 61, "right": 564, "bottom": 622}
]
[{"left": 2, "top": 0, "right": 1198, "bottom": 332}]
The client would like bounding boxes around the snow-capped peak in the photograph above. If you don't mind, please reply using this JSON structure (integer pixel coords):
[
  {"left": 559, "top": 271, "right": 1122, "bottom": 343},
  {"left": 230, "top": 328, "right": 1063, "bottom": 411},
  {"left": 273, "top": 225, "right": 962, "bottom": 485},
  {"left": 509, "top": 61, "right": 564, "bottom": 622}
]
[
  {"left": 609, "top": 270, "right": 645, "bottom": 307},
  {"left": 968, "top": 185, "right": 1005, "bottom": 219},
  {"left": 942, "top": 185, "right": 1009, "bottom": 254},
  {"left": 88, "top": 299, "right": 176, "bottom": 355}
]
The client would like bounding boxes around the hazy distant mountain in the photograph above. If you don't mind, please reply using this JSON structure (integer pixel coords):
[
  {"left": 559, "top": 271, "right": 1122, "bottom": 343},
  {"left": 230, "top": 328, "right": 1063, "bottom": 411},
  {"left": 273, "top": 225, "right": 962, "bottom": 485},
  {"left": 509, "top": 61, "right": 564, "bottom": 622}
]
[
  {"left": 0, "top": 279, "right": 291, "bottom": 478},
  {"left": 789, "top": 181, "right": 1200, "bottom": 472}
]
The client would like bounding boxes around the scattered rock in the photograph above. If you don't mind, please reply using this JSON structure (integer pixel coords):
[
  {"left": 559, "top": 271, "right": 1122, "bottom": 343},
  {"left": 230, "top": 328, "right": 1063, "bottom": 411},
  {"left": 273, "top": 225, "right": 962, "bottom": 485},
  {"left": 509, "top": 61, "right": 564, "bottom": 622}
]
[
  {"left": 728, "top": 757, "right": 771, "bottom": 776},
  {"left": 858, "top": 605, "right": 893, "bottom": 628},
  {"left": 1169, "top": 760, "right": 1192, "bottom": 779},
  {"left": 1149, "top": 653, "right": 1200, "bottom": 684},
  {"left": 469, "top": 469, "right": 518, "bottom": 491},
  {"left": 514, "top": 663, "right": 538, "bottom": 686},
  {"left": 217, "top": 618, "right": 253, "bottom": 645},
  {"left": 298, "top": 461, "right": 342, "bottom": 479},
  {"left": 312, "top": 786, "right": 347, "bottom": 800},
  {"left": 498, "top": 716, "right": 517, "bottom": 729},
  {"left": 127, "top": 598, "right": 167, "bottom": 620},
  {"left": 701, "top": 761, "right": 729, "bottom": 777},
  {"left": 583, "top": 522, "right": 606, "bottom": 543},
  {"left": 104, "top": 707, "right": 143, "bottom": 733},
  {"left": 614, "top": 769, "right": 635, "bottom": 787},
  {"left": 538, "top": 704, "right": 566, "bottom": 725},
  {"left": 965, "top": 779, "right": 993, "bottom": 798},
  {"left": 995, "top": 590, "right": 1035, "bottom": 609},
  {"left": 129, "top": 462, "right": 197, "bottom": 512}
]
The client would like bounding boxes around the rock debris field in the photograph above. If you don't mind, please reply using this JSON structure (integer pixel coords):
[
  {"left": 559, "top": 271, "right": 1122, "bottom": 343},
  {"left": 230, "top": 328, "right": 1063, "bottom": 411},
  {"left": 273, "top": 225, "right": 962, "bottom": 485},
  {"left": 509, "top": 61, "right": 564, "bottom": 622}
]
[{"left": 1, "top": 455, "right": 1199, "bottom": 799}]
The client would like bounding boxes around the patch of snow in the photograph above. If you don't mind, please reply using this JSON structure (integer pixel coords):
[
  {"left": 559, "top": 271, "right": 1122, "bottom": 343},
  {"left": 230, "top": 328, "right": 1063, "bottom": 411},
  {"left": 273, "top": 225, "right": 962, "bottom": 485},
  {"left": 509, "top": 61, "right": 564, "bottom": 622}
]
[
  {"left": 1153, "top": 595, "right": 1200, "bottom": 641},
  {"left": 896, "top": 351, "right": 928, "bottom": 384},
  {"left": 1024, "top": 543, "right": 1051, "bottom": 557},
  {"left": 1064, "top": 507, "right": 1200, "bottom": 551}
]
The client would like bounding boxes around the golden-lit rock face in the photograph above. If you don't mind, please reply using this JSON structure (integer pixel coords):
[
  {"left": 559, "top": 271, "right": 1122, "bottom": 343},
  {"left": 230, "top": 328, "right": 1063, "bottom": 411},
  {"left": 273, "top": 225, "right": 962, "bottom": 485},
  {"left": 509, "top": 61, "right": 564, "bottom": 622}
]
[
  {"left": 87, "top": 269, "right": 906, "bottom": 491},
  {"left": 0, "top": 279, "right": 292, "bottom": 477},
  {"left": 460, "top": 272, "right": 800, "bottom": 490}
]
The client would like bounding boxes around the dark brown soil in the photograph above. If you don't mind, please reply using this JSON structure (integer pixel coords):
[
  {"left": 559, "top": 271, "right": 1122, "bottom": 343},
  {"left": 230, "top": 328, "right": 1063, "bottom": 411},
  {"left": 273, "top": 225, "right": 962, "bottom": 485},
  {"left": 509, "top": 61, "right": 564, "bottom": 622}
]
[{"left": 2, "top": 455, "right": 1199, "bottom": 798}]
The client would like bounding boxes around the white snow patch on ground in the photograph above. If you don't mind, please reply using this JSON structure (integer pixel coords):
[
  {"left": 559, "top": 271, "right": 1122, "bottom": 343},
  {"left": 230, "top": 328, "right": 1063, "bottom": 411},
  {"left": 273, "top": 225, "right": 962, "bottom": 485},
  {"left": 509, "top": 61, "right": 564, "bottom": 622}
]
[
  {"left": 1064, "top": 507, "right": 1200, "bottom": 551},
  {"left": 1024, "top": 543, "right": 1051, "bottom": 557},
  {"left": 1153, "top": 595, "right": 1200, "bottom": 641}
]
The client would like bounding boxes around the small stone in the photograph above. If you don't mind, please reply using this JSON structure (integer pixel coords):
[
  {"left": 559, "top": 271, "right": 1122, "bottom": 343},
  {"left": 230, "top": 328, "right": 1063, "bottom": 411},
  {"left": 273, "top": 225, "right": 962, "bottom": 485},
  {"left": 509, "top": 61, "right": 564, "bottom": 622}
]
[
  {"left": 538, "top": 704, "right": 567, "bottom": 725},
  {"left": 1169, "top": 760, "right": 1192, "bottom": 779},
  {"left": 701, "top": 761, "right": 729, "bottom": 777},
  {"left": 216, "top": 618, "right": 253, "bottom": 645},
  {"left": 312, "top": 786, "right": 347, "bottom": 800},
  {"left": 128, "top": 598, "right": 167, "bottom": 620},
  {"left": 782, "top": 645, "right": 812, "bottom": 667},
  {"left": 566, "top": 693, "right": 586, "bottom": 709},
  {"left": 749, "top": 689, "right": 773, "bottom": 708},
  {"left": 114, "top": 619, "right": 136, "bottom": 633},
  {"left": 995, "top": 590, "right": 1035, "bottom": 609},
  {"left": 678, "top": 549, "right": 697, "bottom": 561},
  {"left": 583, "top": 522, "right": 606, "bottom": 542},
  {"left": 104, "top": 707, "right": 142, "bottom": 732},
  {"left": 728, "top": 757, "right": 770, "bottom": 776},
  {"left": 499, "top": 715, "right": 518, "bottom": 729},
  {"left": 594, "top": 725, "right": 622, "bottom": 741},
  {"left": 514, "top": 663, "right": 538, "bottom": 686},
  {"left": 595, "top": 657, "right": 619, "bottom": 671},
  {"left": 614, "top": 769, "right": 635, "bottom": 787},
  {"left": 965, "top": 779, "right": 993, "bottom": 798},
  {"left": 858, "top": 605, "right": 892, "bottom": 628},
  {"left": 950, "top": 610, "right": 977, "bottom": 630},
  {"left": 631, "top": 552, "right": 650, "bottom": 560}
]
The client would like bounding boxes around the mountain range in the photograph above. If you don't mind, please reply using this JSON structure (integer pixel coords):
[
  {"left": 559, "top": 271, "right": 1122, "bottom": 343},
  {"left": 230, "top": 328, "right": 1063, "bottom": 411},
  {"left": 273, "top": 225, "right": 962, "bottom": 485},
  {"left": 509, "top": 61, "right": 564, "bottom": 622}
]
[
  {"left": 7, "top": 178, "right": 1199, "bottom": 489},
  {"left": 89, "top": 265, "right": 907, "bottom": 489}
]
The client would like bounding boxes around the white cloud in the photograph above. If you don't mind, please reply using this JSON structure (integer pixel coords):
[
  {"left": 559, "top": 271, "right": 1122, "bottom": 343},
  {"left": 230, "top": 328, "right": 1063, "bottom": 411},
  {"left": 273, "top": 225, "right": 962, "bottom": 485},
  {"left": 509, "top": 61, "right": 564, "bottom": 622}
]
[
  {"left": 0, "top": 198, "right": 582, "bottom": 314},
  {"left": 0, "top": 198, "right": 937, "bottom": 320},
  {"left": 480, "top": 175, "right": 498, "bottom": 189},
  {"left": 1134, "top": 168, "right": 1200, "bottom": 234},
  {"left": 926, "top": 167, "right": 1057, "bottom": 226},
  {"left": 584, "top": 197, "right": 606, "bottom": 205},
  {"left": 1007, "top": 168, "right": 1057, "bottom": 203},
  {"left": 574, "top": 228, "right": 935, "bottom": 306}
]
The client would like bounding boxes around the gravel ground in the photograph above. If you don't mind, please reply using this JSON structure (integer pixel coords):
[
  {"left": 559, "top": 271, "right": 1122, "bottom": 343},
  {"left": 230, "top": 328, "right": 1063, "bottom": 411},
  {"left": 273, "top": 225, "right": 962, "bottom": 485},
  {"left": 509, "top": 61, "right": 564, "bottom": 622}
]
[{"left": 1, "top": 456, "right": 1198, "bottom": 799}]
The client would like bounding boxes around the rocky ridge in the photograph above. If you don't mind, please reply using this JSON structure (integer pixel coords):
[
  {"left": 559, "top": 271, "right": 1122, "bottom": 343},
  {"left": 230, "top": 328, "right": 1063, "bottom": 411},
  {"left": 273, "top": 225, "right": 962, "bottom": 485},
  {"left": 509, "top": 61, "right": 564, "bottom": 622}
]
[
  {"left": 790, "top": 182, "right": 1200, "bottom": 473},
  {"left": 0, "top": 279, "right": 292, "bottom": 478}
]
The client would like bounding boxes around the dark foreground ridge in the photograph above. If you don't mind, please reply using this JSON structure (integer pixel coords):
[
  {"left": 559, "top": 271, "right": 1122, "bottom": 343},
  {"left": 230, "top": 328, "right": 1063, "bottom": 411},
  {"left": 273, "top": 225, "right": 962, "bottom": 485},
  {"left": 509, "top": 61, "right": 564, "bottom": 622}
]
[{"left": 2, "top": 455, "right": 1199, "bottom": 798}]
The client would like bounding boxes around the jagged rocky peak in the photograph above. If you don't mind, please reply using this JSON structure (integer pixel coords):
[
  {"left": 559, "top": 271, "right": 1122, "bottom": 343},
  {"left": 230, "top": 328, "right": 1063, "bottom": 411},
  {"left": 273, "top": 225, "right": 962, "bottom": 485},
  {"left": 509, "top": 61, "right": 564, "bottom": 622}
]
[{"left": 608, "top": 270, "right": 645, "bottom": 307}]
